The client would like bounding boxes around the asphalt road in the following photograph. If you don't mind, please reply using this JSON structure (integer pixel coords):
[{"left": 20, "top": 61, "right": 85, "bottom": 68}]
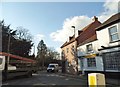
[{"left": 2, "top": 71, "right": 87, "bottom": 86}]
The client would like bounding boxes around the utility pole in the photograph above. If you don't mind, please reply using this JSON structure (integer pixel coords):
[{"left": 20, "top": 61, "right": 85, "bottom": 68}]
[
  {"left": 7, "top": 30, "right": 12, "bottom": 64},
  {"left": 5, "top": 29, "right": 12, "bottom": 80},
  {"left": 34, "top": 45, "right": 35, "bottom": 56}
]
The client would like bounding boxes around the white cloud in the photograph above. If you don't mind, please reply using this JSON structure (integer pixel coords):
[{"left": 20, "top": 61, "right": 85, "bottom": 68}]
[
  {"left": 56, "top": 47, "right": 61, "bottom": 54},
  {"left": 34, "top": 33, "right": 45, "bottom": 45},
  {"left": 50, "top": 16, "right": 92, "bottom": 42},
  {"left": 55, "top": 47, "right": 62, "bottom": 60},
  {"left": 30, "top": 34, "right": 45, "bottom": 55},
  {"left": 50, "top": 0, "right": 119, "bottom": 43},
  {"left": 99, "top": 0, "right": 119, "bottom": 22}
]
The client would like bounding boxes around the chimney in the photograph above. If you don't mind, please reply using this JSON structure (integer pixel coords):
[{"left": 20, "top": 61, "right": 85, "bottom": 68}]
[
  {"left": 78, "top": 30, "right": 83, "bottom": 35},
  {"left": 69, "top": 35, "right": 75, "bottom": 41},
  {"left": 92, "top": 16, "right": 98, "bottom": 22},
  {"left": 69, "top": 36, "right": 72, "bottom": 41}
]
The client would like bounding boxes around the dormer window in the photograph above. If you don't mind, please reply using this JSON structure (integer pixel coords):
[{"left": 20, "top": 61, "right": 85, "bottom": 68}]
[
  {"left": 109, "top": 26, "right": 119, "bottom": 42},
  {"left": 86, "top": 44, "right": 93, "bottom": 53}
]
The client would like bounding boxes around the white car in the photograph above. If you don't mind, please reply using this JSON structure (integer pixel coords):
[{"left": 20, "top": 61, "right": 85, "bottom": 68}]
[{"left": 47, "top": 63, "right": 59, "bottom": 72}]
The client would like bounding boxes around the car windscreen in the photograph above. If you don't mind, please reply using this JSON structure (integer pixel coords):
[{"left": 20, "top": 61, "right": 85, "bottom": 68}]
[{"left": 49, "top": 65, "right": 55, "bottom": 68}]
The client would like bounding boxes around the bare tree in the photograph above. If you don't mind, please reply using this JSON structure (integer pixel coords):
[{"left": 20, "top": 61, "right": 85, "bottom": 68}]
[
  {"left": 47, "top": 47, "right": 60, "bottom": 60},
  {"left": 16, "top": 26, "right": 33, "bottom": 41}
]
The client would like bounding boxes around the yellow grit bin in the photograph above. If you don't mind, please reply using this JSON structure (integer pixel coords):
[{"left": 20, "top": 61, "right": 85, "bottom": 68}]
[{"left": 88, "top": 73, "right": 106, "bottom": 87}]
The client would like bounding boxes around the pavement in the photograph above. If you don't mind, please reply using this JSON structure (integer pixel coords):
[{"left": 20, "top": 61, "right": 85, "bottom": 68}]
[
  {"left": 106, "top": 78, "right": 120, "bottom": 86},
  {"left": 39, "top": 70, "right": 120, "bottom": 86},
  {"left": 58, "top": 72, "right": 120, "bottom": 86},
  {"left": 58, "top": 72, "right": 87, "bottom": 80}
]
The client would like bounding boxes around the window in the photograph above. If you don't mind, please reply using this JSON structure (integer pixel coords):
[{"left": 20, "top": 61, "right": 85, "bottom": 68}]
[
  {"left": 66, "top": 48, "right": 69, "bottom": 53},
  {"left": 87, "top": 58, "right": 96, "bottom": 67},
  {"left": 72, "top": 45, "right": 75, "bottom": 52},
  {"left": 86, "top": 44, "right": 93, "bottom": 52},
  {"left": 109, "top": 26, "right": 119, "bottom": 41},
  {"left": 103, "top": 51, "right": 120, "bottom": 71}
]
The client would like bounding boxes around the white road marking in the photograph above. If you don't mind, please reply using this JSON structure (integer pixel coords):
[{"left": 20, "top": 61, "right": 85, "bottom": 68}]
[
  {"left": 51, "top": 83, "right": 56, "bottom": 85},
  {"left": 33, "top": 83, "right": 47, "bottom": 85},
  {"left": 65, "top": 78, "right": 69, "bottom": 80}
]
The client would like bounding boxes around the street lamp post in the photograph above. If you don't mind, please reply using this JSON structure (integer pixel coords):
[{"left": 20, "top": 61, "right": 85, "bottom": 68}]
[
  {"left": 71, "top": 26, "right": 75, "bottom": 37},
  {"left": 71, "top": 26, "right": 79, "bottom": 74}
]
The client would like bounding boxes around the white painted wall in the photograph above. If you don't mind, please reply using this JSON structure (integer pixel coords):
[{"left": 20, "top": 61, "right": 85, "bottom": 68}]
[
  {"left": 83, "top": 56, "right": 103, "bottom": 71},
  {"left": 77, "top": 22, "right": 120, "bottom": 72},
  {"left": 77, "top": 40, "right": 103, "bottom": 72},
  {"left": 96, "top": 23, "right": 120, "bottom": 51},
  {"left": 77, "top": 40, "right": 99, "bottom": 57}
]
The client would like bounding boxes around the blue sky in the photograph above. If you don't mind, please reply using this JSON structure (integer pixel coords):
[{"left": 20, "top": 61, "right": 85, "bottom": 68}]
[{"left": 1, "top": 1, "right": 118, "bottom": 55}]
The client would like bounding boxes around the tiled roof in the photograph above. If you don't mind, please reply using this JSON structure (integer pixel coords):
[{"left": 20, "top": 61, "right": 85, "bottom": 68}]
[
  {"left": 77, "top": 19, "right": 101, "bottom": 46},
  {"left": 61, "top": 16, "right": 101, "bottom": 48},
  {"left": 77, "top": 35, "right": 97, "bottom": 47},
  {"left": 96, "top": 12, "right": 120, "bottom": 31}
]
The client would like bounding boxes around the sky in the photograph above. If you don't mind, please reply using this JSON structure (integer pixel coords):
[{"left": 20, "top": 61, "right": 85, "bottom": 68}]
[{"left": 1, "top": 0, "right": 119, "bottom": 55}]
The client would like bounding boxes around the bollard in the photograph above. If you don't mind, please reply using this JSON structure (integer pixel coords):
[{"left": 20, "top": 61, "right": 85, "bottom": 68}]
[{"left": 88, "top": 73, "right": 105, "bottom": 87}]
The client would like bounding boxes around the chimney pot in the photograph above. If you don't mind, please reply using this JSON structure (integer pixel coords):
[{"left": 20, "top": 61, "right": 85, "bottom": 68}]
[{"left": 92, "top": 16, "right": 98, "bottom": 21}]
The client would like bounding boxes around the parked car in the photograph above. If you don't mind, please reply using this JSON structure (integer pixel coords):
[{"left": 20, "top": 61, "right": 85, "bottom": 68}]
[{"left": 47, "top": 63, "right": 59, "bottom": 72}]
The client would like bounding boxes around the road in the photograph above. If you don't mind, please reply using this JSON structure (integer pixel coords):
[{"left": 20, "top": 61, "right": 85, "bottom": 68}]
[{"left": 2, "top": 71, "right": 87, "bottom": 86}]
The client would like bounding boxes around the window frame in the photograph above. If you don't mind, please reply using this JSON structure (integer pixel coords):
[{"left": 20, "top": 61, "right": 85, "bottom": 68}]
[
  {"left": 87, "top": 58, "right": 96, "bottom": 67},
  {"left": 103, "top": 51, "right": 120, "bottom": 71},
  {"left": 108, "top": 25, "right": 119, "bottom": 42},
  {"left": 66, "top": 48, "right": 69, "bottom": 53},
  {"left": 86, "top": 44, "right": 93, "bottom": 53},
  {"left": 72, "top": 45, "right": 75, "bottom": 52}
]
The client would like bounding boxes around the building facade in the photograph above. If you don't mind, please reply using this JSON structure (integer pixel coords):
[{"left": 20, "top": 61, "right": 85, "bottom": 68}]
[
  {"left": 61, "top": 35, "right": 78, "bottom": 74},
  {"left": 77, "top": 16, "right": 102, "bottom": 74},
  {"left": 96, "top": 12, "right": 120, "bottom": 74},
  {"left": 61, "top": 13, "right": 120, "bottom": 76},
  {"left": 77, "top": 12, "right": 120, "bottom": 76}
]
